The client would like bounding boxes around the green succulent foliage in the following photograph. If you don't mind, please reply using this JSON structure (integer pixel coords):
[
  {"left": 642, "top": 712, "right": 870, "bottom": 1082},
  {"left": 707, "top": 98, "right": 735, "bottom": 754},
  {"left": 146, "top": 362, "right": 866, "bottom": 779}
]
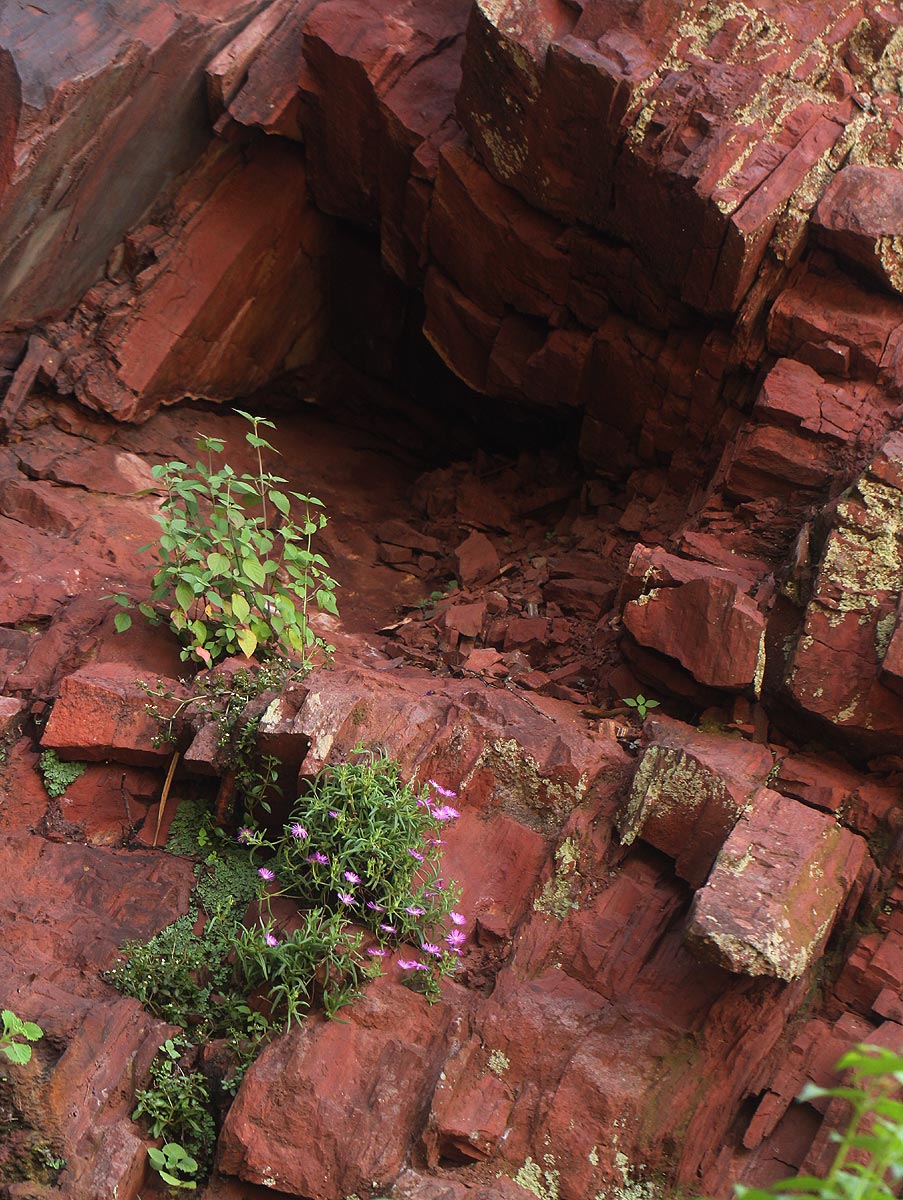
[
  {"left": 38, "top": 750, "right": 87, "bottom": 798},
  {"left": 113, "top": 411, "right": 338, "bottom": 667},
  {"left": 732, "top": 1045, "right": 903, "bottom": 1200},
  {"left": 1, "top": 1009, "right": 43, "bottom": 1064}
]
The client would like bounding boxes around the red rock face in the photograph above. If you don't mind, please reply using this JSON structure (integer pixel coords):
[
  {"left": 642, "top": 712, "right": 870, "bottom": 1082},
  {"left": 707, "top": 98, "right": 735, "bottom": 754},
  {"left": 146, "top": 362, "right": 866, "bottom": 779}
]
[
  {"left": 4, "top": 1, "right": 903, "bottom": 1199},
  {"left": 0, "top": 0, "right": 274, "bottom": 326}
]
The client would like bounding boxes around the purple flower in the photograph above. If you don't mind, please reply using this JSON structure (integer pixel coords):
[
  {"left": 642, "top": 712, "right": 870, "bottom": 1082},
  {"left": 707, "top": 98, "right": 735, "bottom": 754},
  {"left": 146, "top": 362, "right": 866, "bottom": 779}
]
[
  {"left": 264, "top": 932, "right": 279, "bottom": 947},
  {"left": 290, "top": 823, "right": 308, "bottom": 839},
  {"left": 407, "top": 848, "right": 425, "bottom": 862},
  {"left": 446, "top": 929, "right": 466, "bottom": 947},
  {"left": 416, "top": 797, "right": 432, "bottom": 809},
  {"left": 308, "top": 852, "right": 329, "bottom": 865},
  {"left": 433, "top": 805, "right": 460, "bottom": 822},
  {"left": 397, "top": 959, "right": 420, "bottom": 970},
  {"left": 328, "top": 809, "right": 340, "bottom": 818},
  {"left": 422, "top": 942, "right": 441, "bottom": 957},
  {"left": 258, "top": 867, "right": 275, "bottom": 882},
  {"left": 344, "top": 871, "right": 361, "bottom": 885},
  {"left": 237, "top": 828, "right": 253, "bottom": 844},
  {"left": 405, "top": 905, "right": 425, "bottom": 916},
  {"left": 379, "top": 923, "right": 397, "bottom": 934},
  {"left": 449, "top": 911, "right": 466, "bottom": 926},
  {"left": 367, "top": 947, "right": 389, "bottom": 957},
  {"left": 429, "top": 839, "right": 446, "bottom": 846},
  {"left": 366, "top": 901, "right": 385, "bottom": 912},
  {"left": 338, "top": 891, "right": 355, "bottom": 906},
  {"left": 429, "top": 780, "right": 458, "bottom": 799}
]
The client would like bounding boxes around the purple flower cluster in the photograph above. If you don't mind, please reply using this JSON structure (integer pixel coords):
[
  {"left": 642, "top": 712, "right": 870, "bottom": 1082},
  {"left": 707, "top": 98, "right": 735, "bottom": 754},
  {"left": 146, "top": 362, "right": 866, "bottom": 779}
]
[{"left": 428, "top": 780, "right": 457, "bottom": 799}]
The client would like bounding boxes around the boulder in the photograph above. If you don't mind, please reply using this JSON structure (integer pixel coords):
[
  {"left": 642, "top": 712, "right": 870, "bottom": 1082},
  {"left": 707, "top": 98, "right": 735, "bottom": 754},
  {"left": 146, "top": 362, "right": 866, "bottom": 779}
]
[
  {"left": 618, "top": 717, "right": 775, "bottom": 887},
  {"left": 64, "top": 139, "right": 329, "bottom": 420},
  {"left": 218, "top": 979, "right": 455, "bottom": 1198},
  {"left": 0, "top": 0, "right": 272, "bottom": 327},
  {"left": 623, "top": 575, "right": 766, "bottom": 692},
  {"left": 41, "top": 664, "right": 185, "bottom": 765},
  {"left": 686, "top": 789, "right": 866, "bottom": 981},
  {"left": 813, "top": 165, "right": 903, "bottom": 293}
]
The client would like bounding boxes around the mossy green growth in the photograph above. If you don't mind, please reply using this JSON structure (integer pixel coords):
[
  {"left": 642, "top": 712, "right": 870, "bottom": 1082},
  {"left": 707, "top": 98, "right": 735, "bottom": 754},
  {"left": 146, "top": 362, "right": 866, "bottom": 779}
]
[{"left": 38, "top": 750, "right": 86, "bottom": 798}]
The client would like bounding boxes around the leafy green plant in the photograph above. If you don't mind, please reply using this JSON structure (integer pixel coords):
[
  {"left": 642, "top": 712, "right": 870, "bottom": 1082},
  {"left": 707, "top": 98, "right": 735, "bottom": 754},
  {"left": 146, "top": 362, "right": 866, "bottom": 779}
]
[
  {"left": 147, "top": 1143, "right": 199, "bottom": 1190},
  {"left": 112, "top": 411, "right": 338, "bottom": 667},
  {"left": 733, "top": 1045, "right": 903, "bottom": 1200},
  {"left": 109, "top": 754, "right": 468, "bottom": 1183},
  {"left": 244, "top": 751, "right": 465, "bottom": 1002},
  {"left": 38, "top": 750, "right": 86, "bottom": 798},
  {"left": 133, "top": 1039, "right": 215, "bottom": 1175},
  {"left": 622, "top": 694, "right": 660, "bottom": 720},
  {"left": 1, "top": 1009, "right": 43, "bottom": 1064}
]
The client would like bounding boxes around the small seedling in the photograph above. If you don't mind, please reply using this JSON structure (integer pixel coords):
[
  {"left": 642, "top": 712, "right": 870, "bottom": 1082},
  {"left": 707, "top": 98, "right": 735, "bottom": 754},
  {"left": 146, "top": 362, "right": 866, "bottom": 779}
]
[
  {"left": 622, "top": 694, "right": 660, "bottom": 720},
  {"left": 1, "top": 1009, "right": 43, "bottom": 1064},
  {"left": 147, "top": 1143, "right": 199, "bottom": 1190}
]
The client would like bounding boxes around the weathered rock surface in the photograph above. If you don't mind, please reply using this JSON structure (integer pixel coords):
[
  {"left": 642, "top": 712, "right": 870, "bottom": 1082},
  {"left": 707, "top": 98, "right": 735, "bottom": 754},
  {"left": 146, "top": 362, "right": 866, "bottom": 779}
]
[
  {"left": 785, "top": 431, "right": 903, "bottom": 749},
  {"left": 4, "top": 0, "right": 903, "bottom": 1197},
  {"left": 60, "top": 140, "right": 330, "bottom": 420},
  {"left": 687, "top": 790, "right": 867, "bottom": 981},
  {"left": 618, "top": 716, "right": 775, "bottom": 887},
  {"left": 218, "top": 980, "right": 455, "bottom": 1197},
  {"left": 0, "top": 0, "right": 271, "bottom": 326}
]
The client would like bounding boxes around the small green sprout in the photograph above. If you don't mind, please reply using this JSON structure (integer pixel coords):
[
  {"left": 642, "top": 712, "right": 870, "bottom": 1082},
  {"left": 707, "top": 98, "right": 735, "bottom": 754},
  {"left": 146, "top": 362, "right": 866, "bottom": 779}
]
[
  {"left": 622, "top": 694, "right": 660, "bottom": 720},
  {"left": 1, "top": 1009, "right": 43, "bottom": 1064}
]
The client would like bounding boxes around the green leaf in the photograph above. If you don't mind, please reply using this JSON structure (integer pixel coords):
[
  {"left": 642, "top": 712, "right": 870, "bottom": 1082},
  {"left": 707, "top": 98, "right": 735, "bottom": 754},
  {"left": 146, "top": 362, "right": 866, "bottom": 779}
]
[
  {"left": 268, "top": 490, "right": 291, "bottom": 515},
  {"left": 159, "top": 1170, "right": 196, "bottom": 1189},
  {"left": 316, "top": 589, "right": 339, "bottom": 616},
  {"left": 175, "top": 581, "right": 195, "bottom": 612},
  {"left": 206, "top": 552, "right": 231, "bottom": 576},
  {"left": 242, "top": 557, "right": 266, "bottom": 587},
  {"left": 231, "top": 594, "right": 251, "bottom": 623},
  {"left": 114, "top": 612, "right": 132, "bottom": 633},
  {"left": 2, "top": 1041, "right": 31, "bottom": 1064},
  {"left": 237, "top": 628, "right": 258, "bottom": 658}
]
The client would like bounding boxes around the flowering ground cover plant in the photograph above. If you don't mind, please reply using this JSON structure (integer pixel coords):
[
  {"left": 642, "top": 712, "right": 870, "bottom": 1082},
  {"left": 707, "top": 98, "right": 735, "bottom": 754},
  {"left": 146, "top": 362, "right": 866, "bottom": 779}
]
[
  {"left": 108, "top": 749, "right": 466, "bottom": 1185},
  {"left": 242, "top": 751, "right": 465, "bottom": 1003}
]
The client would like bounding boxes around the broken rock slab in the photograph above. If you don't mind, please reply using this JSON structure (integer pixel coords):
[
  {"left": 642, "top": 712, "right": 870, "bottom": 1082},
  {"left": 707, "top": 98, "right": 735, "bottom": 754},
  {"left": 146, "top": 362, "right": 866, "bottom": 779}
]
[
  {"left": 813, "top": 165, "right": 903, "bottom": 295},
  {"left": 41, "top": 663, "right": 186, "bottom": 766},
  {"left": 622, "top": 572, "right": 767, "bottom": 693},
  {"left": 0, "top": 0, "right": 272, "bottom": 328},
  {"left": 686, "top": 789, "right": 866, "bottom": 982},
  {"left": 617, "top": 716, "right": 775, "bottom": 888},
  {"left": 785, "top": 431, "right": 903, "bottom": 748}
]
